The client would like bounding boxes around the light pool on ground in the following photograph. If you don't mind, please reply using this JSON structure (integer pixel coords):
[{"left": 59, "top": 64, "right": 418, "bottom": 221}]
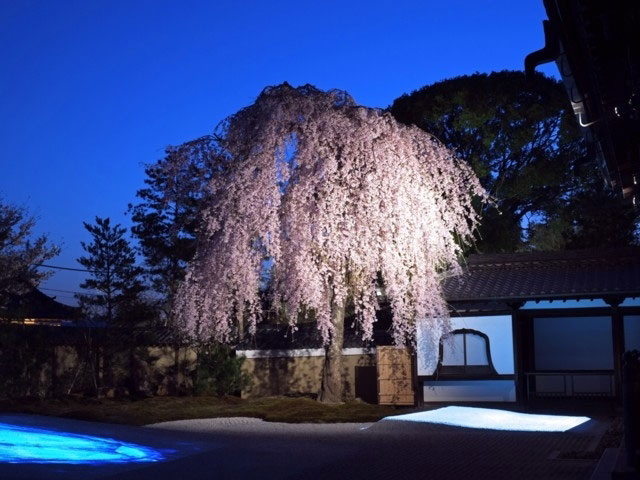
[
  {"left": 386, "top": 406, "right": 590, "bottom": 432},
  {"left": 0, "top": 422, "right": 166, "bottom": 464}
]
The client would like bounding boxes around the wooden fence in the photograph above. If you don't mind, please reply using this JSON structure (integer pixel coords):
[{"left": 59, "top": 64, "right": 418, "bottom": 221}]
[{"left": 376, "top": 346, "right": 415, "bottom": 405}]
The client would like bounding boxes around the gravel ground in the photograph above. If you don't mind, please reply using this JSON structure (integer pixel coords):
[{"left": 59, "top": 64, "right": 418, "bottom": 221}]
[
  {"left": 144, "top": 415, "right": 601, "bottom": 480},
  {"left": 148, "top": 416, "right": 373, "bottom": 436},
  {"left": 0, "top": 413, "right": 604, "bottom": 480}
]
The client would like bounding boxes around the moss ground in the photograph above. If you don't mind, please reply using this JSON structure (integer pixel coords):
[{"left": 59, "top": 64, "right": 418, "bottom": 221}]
[{"left": 0, "top": 395, "right": 402, "bottom": 426}]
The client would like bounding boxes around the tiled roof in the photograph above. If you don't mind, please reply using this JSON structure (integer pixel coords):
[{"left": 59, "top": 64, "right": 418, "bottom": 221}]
[
  {"left": 443, "top": 248, "right": 640, "bottom": 303},
  {"left": 0, "top": 289, "right": 79, "bottom": 320}
]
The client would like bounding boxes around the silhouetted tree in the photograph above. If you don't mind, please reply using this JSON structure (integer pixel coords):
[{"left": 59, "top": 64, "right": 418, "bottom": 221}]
[
  {"left": 129, "top": 137, "right": 216, "bottom": 325},
  {"left": 529, "top": 175, "right": 639, "bottom": 250},
  {"left": 390, "top": 71, "right": 587, "bottom": 252},
  {"left": 0, "top": 199, "right": 59, "bottom": 307},
  {"left": 77, "top": 217, "right": 144, "bottom": 324}
]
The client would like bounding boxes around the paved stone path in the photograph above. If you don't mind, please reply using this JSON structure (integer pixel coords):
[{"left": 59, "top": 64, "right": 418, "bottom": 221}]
[{"left": 0, "top": 414, "right": 604, "bottom": 479}]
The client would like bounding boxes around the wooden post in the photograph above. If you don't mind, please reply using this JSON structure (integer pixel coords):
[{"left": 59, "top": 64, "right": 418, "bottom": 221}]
[
  {"left": 513, "top": 312, "right": 525, "bottom": 406},
  {"left": 509, "top": 302, "right": 526, "bottom": 407},
  {"left": 411, "top": 350, "right": 423, "bottom": 407},
  {"left": 622, "top": 353, "right": 637, "bottom": 470},
  {"left": 606, "top": 296, "right": 625, "bottom": 398}
]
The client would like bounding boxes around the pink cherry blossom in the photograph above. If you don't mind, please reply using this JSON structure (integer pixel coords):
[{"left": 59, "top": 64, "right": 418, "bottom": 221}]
[{"left": 175, "top": 84, "right": 487, "bottom": 369}]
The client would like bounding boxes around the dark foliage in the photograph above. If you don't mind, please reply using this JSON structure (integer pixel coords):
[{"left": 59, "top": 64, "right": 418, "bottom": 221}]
[
  {"left": 195, "top": 343, "right": 251, "bottom": 396},
  {"left": 128, "top": 136, "right": 217, "bottom": 325},
  {"left": 531, "top": 177, "right": 639, "bottom": 250},
  {"left": 0, "top": 199, "right": 59, "bottom": 307},
  {"left": 390, "top": 70, "right": 638, "bottom": 252},
  {"left": 77, "top": 216, "right": 144, "bottom": 324},
  {"left": 0, "top": 326, "right": 52, "bottom": 397}
]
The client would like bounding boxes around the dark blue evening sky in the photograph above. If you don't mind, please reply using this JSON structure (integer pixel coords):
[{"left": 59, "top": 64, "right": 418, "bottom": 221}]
[{"left": 0, "top": 1, "right": 558, "bottom": 304}]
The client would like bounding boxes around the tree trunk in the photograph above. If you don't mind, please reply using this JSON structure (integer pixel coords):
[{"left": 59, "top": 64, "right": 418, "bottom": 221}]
[
  {"left": 318, "top": 300, "right": 345, "bottom": 403},
  {"left": 237, "top": 315, "right": 245, "bottom": 341}
]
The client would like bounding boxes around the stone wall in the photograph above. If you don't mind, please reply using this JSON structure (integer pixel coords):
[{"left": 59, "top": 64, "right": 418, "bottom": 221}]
[
  {"left": 240, "top": 352, "right": 376, "bottom": 400},
  {"left": 0, "top": 342, "right": 198, "bottom": 398},
  {"left": 92, "top": 345, "right": 198, "bottom": 397},
  {"left": 1, "top": 322, "right": 387, "bottom": 402}
]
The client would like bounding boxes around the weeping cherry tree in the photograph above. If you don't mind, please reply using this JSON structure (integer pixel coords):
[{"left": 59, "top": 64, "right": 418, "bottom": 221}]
[{"left": 176, "top": 84, "right": 488, "bottom": 402}]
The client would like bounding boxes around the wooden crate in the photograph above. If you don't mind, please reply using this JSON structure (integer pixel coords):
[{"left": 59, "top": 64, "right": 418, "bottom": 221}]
[{"left": 377, "top": 346, "right": 415, "bottom": 405}]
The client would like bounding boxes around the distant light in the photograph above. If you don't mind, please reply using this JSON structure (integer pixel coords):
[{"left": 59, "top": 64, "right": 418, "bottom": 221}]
[
  {"left": 385, "top": 406, "right": 590, "bottom": 432},
  {"left": 0, "top": 423, "right": 166, "bottom": 464}
]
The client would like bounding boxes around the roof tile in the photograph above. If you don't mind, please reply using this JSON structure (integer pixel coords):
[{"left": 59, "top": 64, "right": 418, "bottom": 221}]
[{"left": 444, "top": 248, "right": 640, "bottom": 302}]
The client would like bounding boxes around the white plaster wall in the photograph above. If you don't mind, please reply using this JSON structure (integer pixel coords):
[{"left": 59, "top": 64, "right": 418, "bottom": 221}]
[
  {"left": 522, "top": 297, "right": 640, "bottom": 309},
  {"left": 423, "top": 380, "right": 516, "bottom": 402},
  {"left": 522, "top": 299, "right": 608, "bottom": 309},
  {"left": 417, "top": 315, "right": 514, "bottom": 376},
  {"left": 624, "top": 315, "right": 640, "bottom": 352},
  {"left": 621, "top": 298, "right": 640, "bottom": 307}
]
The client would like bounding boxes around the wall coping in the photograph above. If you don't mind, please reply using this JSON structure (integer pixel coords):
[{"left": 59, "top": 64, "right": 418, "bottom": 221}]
[{"left": 237, "top": 347, "right": 375, "bottom": 358}]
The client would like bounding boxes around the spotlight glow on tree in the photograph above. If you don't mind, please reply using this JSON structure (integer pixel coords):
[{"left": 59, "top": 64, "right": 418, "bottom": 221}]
[{"left": 176, "top": 84, "right": 487, "bottom": 402}]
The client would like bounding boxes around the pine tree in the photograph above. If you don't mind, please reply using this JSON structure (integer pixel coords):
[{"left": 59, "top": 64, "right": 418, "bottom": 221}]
[
  {"left": 77, "top": 217, "right": 144, "bottom": 324},
  {"left": 390, "top": 71, "right": 587, "bottom": 253},
  {"left": 128, "top": 137, "right": 216, "bottom": 326}
]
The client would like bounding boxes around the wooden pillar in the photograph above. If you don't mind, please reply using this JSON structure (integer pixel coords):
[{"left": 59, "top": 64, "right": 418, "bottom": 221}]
[
  {"left": 512, "top": 312, "right": 524, "bottom": 405},
  {"left": 509, "top": 302, "right": 527, "bottom": 407},
  {"left": 411, "top": 350, "right": 424, "bottom": 407},
  {"left": 606, "top": 296, "right": 625, "bottom": 398}
]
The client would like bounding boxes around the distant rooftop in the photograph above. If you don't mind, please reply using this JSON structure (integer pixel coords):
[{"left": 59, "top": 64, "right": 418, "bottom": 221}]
[
  {"left": 0, "top": 288, "right": 79, "bottom": 322},
  {"left": 0, "top": 324, "right": 185, "bottom": 346}
]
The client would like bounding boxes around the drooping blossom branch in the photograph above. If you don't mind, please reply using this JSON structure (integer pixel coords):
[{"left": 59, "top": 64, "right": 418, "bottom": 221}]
[{"left": 175, "top": 83, "right": 487, "bottom": 368}]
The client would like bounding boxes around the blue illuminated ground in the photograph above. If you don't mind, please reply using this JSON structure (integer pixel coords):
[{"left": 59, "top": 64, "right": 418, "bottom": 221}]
[
  {"left": 385, "top": 406, "right": 590, "bottom": 432},
  {"left": 0, "top": 422, "right": 166, "bottom": 464}
]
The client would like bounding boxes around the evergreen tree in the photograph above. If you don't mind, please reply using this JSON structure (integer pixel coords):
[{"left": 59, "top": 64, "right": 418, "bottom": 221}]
[
  {"left": 128, "top": 136, "right": 216, "bottom": 326},
  {"left": 0, "top": 199, "right": 59, "bottom": 307},
  {"left": 390, "top": 71, "right": 587, "bottom": 252},
  {"left": 77, "top": 217, "right": 144, "bottom": 324},
  {"left": 528, "top": 175, "right": 639, "bottom": 250}
]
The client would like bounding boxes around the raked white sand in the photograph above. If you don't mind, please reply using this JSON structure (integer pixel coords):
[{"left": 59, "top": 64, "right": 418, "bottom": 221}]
[{"left": 146, "top": 417, "right": 372, "bottom": 436}]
